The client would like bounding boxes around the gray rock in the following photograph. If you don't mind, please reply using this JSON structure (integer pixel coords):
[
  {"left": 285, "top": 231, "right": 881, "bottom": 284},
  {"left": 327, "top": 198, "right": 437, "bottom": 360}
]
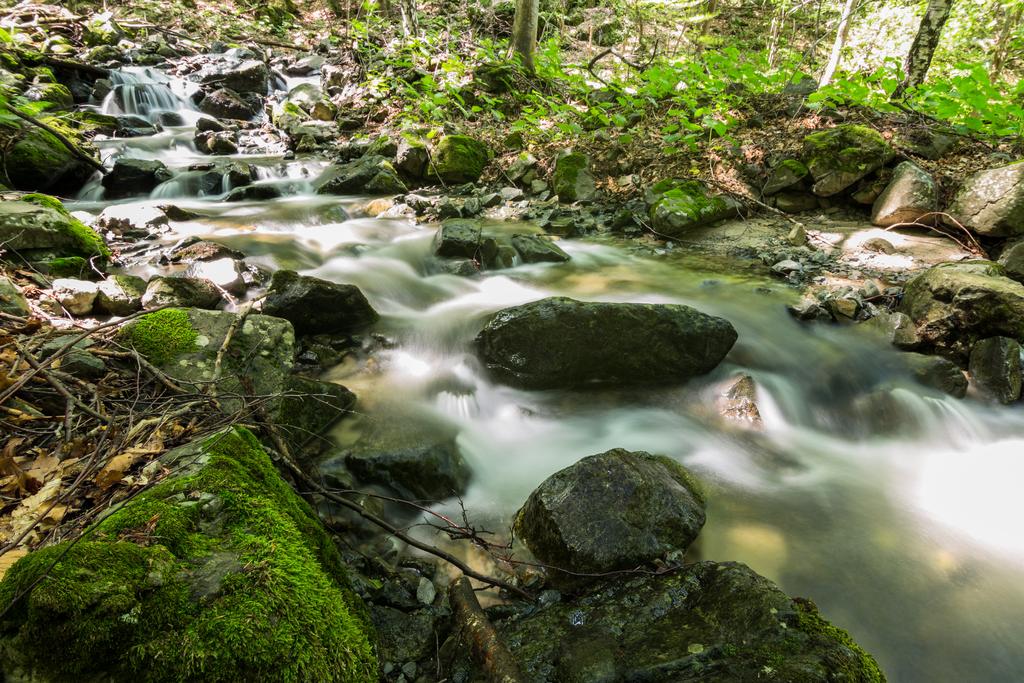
[
  {"left": 771, "top": 259, "right": 802, "bottom": 275},
  {"left": 395, "top": 138, "right": 429, "bottom": 178},
  {"left": 969, "top": 337, "right": 1022, "bottom": 404},
  {"left": 186, "top": 258, "right": 249, "bottom": 296},
  {"left": 340, "top": 418, "right": 471, "bottom": 500},
  {"left": 763, "top": 159, "right": 808, "bottom": 195},
  {"left": 999, "top": 239, "right": 1024, "bottom": 284},
  {"left": 904, "top": 352, "right": 967, "bottom": 398},
  {"left": 101, "top": 158, "right": 172, "bottom": 198},
  {"left": 142, "top": 276, "right": 223, "bottom": 309},
  {"left": 50, "top": 278, "right": 98, "bottom": 315},
  {"left": 871, "top": 161, "right": 937, "bottom": 227},
  {"left": 433, "top": 219, "right": 485, "bottom": 259},
  {"left": 774, "top": 191, "right": 819, "bottom": 213},
  {"left": 0, "top": 276, "right": 30, "bottom": 316},
  {"left": 646, "top": 179, "right": 740, "bottom": 236},
  {"left": 486, "top": 562, "right": 883, "bottom": 683},
  {"left": 261, "top": 269, "right": 378, "bottom": 335},
  {"left": 898, "top": 261, "right": 1024, "bottom": 360},
  {"left": 199, "top": 88, "right": 262, "bottom": 120},
  {"left": 314, "top": 155, "right": 407, "bottom": 195},
  {"left": 510, "top": 234, "right": 570, "bottom": 263},
  {"left": 947, "top": 161, "right": 1024, "bottom": 237},
  {"left": 200, "top": 59, "right": 269, "bottom": 94},
  {"left": 475, "top": 297, "right": 737, "bottom": 389},
  {"left": 95, "top": 274, "right": 146, "bottom": 315},
  {"left": 514, "top": 449, "right": 705, "bottom": 583},
  {"left": 166, "top": 238, "right": 245, "bottom": 264},
  {"left": 0, "top": 199, "right": 107, "bottom": 261}
]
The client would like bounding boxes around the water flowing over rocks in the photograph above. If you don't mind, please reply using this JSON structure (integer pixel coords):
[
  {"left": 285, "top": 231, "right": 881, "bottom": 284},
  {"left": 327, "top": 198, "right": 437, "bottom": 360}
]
[
  {"left": 261, "top": 270, "right": 380, "bottom": 335},
  {"left": 475, "top": 297, "right": 738, "bottom": 389}
]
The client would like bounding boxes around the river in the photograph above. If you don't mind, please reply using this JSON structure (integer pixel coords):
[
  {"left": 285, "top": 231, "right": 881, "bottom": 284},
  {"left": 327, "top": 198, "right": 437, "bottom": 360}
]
[{"left": 68, "top": 65, "right": 1024, "bottom": 683}]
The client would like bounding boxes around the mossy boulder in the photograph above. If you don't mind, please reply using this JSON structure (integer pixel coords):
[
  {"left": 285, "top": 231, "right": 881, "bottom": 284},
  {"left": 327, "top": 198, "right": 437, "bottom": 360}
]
[
  {"left": 482, "top": 562, "right": 883, "bottom": 682},
  {"left": 898, "top": 262, "right": 1024, "bottom": 360},
  {"left": 474, "top": 296, "right": 738, "bottom": 389},
  {"left": 969, "top": 337, "right": 1023, "bottom": 404},
  {"left": 763, "top": 159, "right": 809, "bottom": 195},
  {"left": 510, "top": 233, "right": 570, "bottom": 263},
  {"left": 514, "top": 449, "right": 705, "bottom": 586},
  {"left": 946, "top": 161, "right": 1024, "bottom": 237},
  {"left": 646, "top": 180, "right": 741, "bottom": 237},
  {"left": 0, "top": 195, "right": 109, "bottom": 263},
  {"left": 24, "top": 82, "right": 74, "bottom": 110},
  {"left": 802, "top": 124, "right": 894, "bottom": 196},
  {"left": 0, "top": 426, "right": 377, "bottom": 682},
  {"left": 429, "top": 135, "right": 491, "bottom": 184},
  {"left": 551, "top": 151, "right": 598, "bottom": 203},
  {"left": 4, "top": 125, "right": 98, "bottom": 194},
  {"left": 0, "top": 276, "right": 30, "bottom": 316},
  {"left": 314, "top": 155, "right": 407, "bottom": 195}
]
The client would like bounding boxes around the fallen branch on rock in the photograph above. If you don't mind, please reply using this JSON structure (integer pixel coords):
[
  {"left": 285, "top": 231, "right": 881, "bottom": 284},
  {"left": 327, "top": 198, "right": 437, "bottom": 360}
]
[{"left": 1, "top": 103, "right": 107, "bottom": 175}]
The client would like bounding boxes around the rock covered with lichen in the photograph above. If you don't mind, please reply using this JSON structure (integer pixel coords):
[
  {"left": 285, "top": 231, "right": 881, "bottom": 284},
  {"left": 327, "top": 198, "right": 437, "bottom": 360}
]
[
  {"left": 802, "top": 124, "right": 894, "bottom": 197},
  {"left": 514, "top": 449, "right": 706, "bottom": 586},
  {"left": 946, "top": 160, "right": 1024, "bottom": 236},
  {"left": 0, "top": 194, "right": 109, "bottom": 265},
  {"left": 484, "top": 562, "right": 884, "bottom": 682},
  {"left": 119, "top": 308, "right": 355, "bottom": 446},
  {"left": 0, "top": 427, "right": 378, "bottom": 682}
]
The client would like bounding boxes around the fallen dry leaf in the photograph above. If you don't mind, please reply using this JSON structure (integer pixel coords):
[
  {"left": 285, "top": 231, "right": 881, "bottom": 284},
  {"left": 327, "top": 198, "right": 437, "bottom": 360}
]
[{"left": 0, "top": 549, "right": 29, "bottom": 581}]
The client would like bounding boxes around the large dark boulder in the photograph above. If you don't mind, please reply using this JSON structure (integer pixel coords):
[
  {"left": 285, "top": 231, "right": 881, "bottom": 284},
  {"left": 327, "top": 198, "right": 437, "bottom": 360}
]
[
  {"left": 200, "top": 59, "right": 270, "bottom": 94},
  {"left": 969, "top": 337, "right": 1022, "bottom": 404},
  {"left": 429, "top": 135, "right": 490, "bottom": 184},
  {"left": 482, "top": 562, "right": 885, "bottom": 682},
  {"left": 261, "top": 270, "right": 379, "bottom": 335},
  {"left": 898, "top": 262, "right": 1024, "bottom": 360},
  {"left": 199, "top": 87, "right": 262, "bottom": 120},
  {"left": 101, "top": 158, "right": 172, "bottom": 198},
  {"left": 514, "top": 449, "right": 705, "bottom": 582},
  {"left": 474, "top": 297, "right": 737, "bottom": 389},
  {"left": 5, "top": 126, "right": 96, "bottom": 194}
]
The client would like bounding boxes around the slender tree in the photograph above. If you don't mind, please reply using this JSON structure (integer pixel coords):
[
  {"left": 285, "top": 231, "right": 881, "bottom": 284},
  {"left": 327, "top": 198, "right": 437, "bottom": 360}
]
[
  {"left": 819, "top": 0, "right": 859, "bottom": 87},
  {"left": 896, "top": 0, "right": 955, "bottom": 96},
  {"left": 510, "top": 0, "right": 540, "bottom": 73}
]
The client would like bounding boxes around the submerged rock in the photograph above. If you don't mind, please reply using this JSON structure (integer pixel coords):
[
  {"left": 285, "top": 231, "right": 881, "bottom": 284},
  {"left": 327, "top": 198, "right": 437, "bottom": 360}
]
[
  {"left": 871, "top": 161, "right": 937, "bottom": 227},
  {"left": 261, "top": 270, "right": 379, "bottom": 335},
  {"left": 947, "top": 161, "right": 1024, "bottom": 237},
  {"left": 514, "top": 449, "right": 705, "bottom": 583},
  {"left": 101, "top": 158, "right": 173, "bottom": 198},
  {"left": 338, "top": 418, "right": 472, "bottom": 501},
  {"left": 802, "top": 124, "right": 894, "bottom": 196},
  {"left": 904, "top": 352, "right": 967, "bottom": 398},
  {"left": 475, "top": 297, "right": 737, "bottom": 389},
  {"left": 898, "top": 262, "right": 1024, "bottom": 360},
  {"left": 969, "top": 337, "right": 1023, "bottom": 404},
  {"left": 0, "top": 427, "right": 377, "bottom": 682},
  {"left": 716, "top": 373, "right": 763, "bottom": 428},
  {"left": 488, "top": 562, "right": 885, "bottom": 682}
]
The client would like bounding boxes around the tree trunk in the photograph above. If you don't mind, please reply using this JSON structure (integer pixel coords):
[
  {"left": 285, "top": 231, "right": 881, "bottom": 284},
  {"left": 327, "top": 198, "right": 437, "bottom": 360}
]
[
  {"left": 991, "top": 3, "right": 1022, "bottom": 80},
  {"left": 510, "top": 0, "right": 539, "bottom": 73},
  {"left": 897, "top": 0, "right": 955, "bottom": 95},
  {"left": 399, "top": 0, "right": 417, "bottom": 37},
  {"left": 819, "top": 0, "right": 859, "bottom": 87}
]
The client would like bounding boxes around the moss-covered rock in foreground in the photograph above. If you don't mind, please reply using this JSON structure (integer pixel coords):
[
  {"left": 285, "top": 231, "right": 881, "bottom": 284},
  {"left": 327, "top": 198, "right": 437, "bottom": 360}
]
[
  {"left": 486, "top": 561, "right": 884, "bottom": 682},
  {"left": 0, "top": 426, "right": 377, "bottom": 682}
]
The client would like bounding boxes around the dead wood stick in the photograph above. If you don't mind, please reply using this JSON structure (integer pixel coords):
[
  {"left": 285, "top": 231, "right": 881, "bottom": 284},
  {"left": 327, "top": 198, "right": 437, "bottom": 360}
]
[
  {"left": 19, "top": 53, "right": 110, "bottom": 79},
  {"left": 2, "top": 104, "right": 107, "bottom": 175},
  {"left": 448, "top": 576, "right": 527, "bottom": 683}
]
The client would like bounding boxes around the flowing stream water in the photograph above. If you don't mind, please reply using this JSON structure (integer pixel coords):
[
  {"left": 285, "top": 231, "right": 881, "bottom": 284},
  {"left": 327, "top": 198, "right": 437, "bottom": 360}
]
[{"left": 68, "top": 67, "right": 1024, "bottom": 683}]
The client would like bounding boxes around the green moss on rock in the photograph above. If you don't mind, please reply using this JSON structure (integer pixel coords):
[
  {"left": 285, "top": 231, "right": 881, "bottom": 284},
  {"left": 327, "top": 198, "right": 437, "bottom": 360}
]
[
  {"left": 551, "top": 152, "right": 597, "bottom": 202},
  {"left": 430, "top": 134, "right": 491, "bottom": 183},
  {"left": 794, "top": 598, "right": 884, "bottom": 683},
  {"left": 122, "top": 308, "right": 199, "bottom": 365},
  {"left": 802, "top": 124, "right": 893, "bottom": 196},
  {"left": 648, "top": 180, "right": 738, "bottom": 236},
  {"left": 0, "top": 427, "right": 377, "bottom": 682},
  {"left": 0, "top": 194, "right": 110, "bottom": 261},
  {"left": 39, "top": 256, "right": 90, "bottom": 278}
]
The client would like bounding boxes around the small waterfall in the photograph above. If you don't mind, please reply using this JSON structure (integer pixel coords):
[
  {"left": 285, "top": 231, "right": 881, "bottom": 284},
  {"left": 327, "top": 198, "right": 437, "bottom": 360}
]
[{"left": 102, "top": 69, "right": 191, "bottom": 124}]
